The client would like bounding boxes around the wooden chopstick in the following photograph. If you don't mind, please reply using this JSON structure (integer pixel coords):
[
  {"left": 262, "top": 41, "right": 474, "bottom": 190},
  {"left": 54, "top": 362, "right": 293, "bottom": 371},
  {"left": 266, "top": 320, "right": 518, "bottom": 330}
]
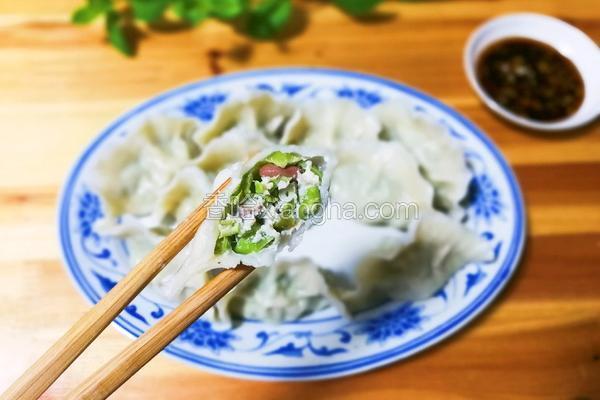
[
  {"left": 1, "top": 178, "right": 232, "bottom": 400},
  {"left": 66, "top": 264, "right": 254, "bottom": 400}
]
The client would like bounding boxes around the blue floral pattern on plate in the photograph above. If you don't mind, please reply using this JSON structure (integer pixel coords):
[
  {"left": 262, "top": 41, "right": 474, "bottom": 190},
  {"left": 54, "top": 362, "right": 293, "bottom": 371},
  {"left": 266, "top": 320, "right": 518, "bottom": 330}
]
[
  {"left": 336, "top": 87, "right": 383, "bottom": 108},
  {"left": 77, "top": 190, "right": 116, "bottom": 266},
  {"left": 468, "top": 174, "right": 504, "bottom": 221},
  {"left": 59, "top": 68, "right": 525, "bottom": 380},
  {"left": 355, "top": 303, "right": 423, "bottom": 344},
  {"left": 254, "top": 83, "right": 308, "bottom": 97},
  {"left": 179, "top": 320, "right": 238, "bottom": 353},
  {"left": 182, "top": 93, "right": 227, "bottom": 121}
]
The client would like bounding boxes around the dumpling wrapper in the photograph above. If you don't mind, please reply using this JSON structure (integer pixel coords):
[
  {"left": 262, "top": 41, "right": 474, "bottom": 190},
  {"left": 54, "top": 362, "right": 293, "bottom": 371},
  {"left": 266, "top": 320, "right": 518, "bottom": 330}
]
[
  {"left": 300, "top": 99, "right": 381, "bottom": 148},
  {"left": 193, "top": 94, "right": 303, "bottom": 146},
  {"left": 324, "top": 211, "right": 494, "bottom": 314},
  {"left": 92, "top": 117, "right": 202, "bottom": 217},
  {"left": 330, "top": 140, "right": 434, "bottom": 229},
  {"left": 373, "top": 100, "right": 471, "bottom": 215}
]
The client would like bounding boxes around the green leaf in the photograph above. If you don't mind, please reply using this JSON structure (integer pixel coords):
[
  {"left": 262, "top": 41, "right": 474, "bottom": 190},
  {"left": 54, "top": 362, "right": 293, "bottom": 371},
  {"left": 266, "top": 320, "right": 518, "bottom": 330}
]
[
  {"left": 71, "top": 0, "right": 112, "bottom": 24},
  {"left": 246, "top": 0, "right": 292, "bottom": 39},
  {"left": 90, "top": 0, "right": 112, "bottom": 8},
  {"left": 72, "top": 6, "right": 102, "bottom": 24},
  {"left": 207, "top": 0, "right": 246, "bottom": 20},
  {"left": 263, "top": 151, "right": 302, "bottom": 168},
  {"left": 131, "top": 0, "right": 170, "bottom": 22},
  {"left": 333, "top": 0, "right": 383, "bottom": 16},
  {"left": 172, "top": 0, "right": 209, "bottom": 25},
  {"left": 105, "top": 11, "right": 134, "bottom": 56}
]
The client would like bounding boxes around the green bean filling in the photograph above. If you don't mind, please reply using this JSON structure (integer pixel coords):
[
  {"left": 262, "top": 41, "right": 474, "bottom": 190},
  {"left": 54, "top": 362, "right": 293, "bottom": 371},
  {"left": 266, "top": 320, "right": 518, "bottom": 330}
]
[{"left": 214, "top": 151, "right": 324, "bottom": 256}]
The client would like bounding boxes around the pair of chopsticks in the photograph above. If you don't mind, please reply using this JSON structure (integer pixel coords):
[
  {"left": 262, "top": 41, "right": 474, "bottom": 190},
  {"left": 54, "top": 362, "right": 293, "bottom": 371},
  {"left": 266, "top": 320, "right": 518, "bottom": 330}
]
[{"left": 1, "top": 178, "right": 254, "bottom": 400}]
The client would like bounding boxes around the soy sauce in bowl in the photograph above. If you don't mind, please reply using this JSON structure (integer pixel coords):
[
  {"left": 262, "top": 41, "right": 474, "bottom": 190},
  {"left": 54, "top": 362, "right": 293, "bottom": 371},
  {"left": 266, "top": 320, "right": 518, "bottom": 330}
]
[{"left": 476, "top": 37, "right": 585, "bottom": 122}]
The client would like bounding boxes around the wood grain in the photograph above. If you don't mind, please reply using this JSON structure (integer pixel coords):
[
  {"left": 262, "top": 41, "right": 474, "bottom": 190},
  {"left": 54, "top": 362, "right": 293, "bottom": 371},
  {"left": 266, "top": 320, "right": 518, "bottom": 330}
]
[
  {"left": 0, "top": 178, "right": 230, "bottom": 400},
  {"left": 0, "top": 1, "right": 598, "bottom": 399}
]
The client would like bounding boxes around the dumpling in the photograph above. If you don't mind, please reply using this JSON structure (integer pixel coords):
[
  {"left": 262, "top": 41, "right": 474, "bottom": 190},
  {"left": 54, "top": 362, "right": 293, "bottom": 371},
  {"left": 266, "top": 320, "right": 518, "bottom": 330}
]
[
  {"left": 137, "top": 116, "right": 201, "bottom": 160},
  {"left": 192, "top": 101, "right": 246, "bottom": 146},
  {"left": 377, "top": 211, "right": 492, "bottom": 300},
  {"left": 277, "top": 216, "right": 417, "bottom": 316},
  {"left": 153, "top": 146, "right": 335, "bottom": 301},
  {"left": 195, "top": 125, "right": 270, "bottom": 172},
  {"left": 92, "top": 117, "right": 200, "bottom": 217},
  {"left": 193, "top": 94, "right": 305, "bottom": 147},
  {"left": 216, "top": 259, "right": 333, "bottom": 324},
  {"left": 151, "top": 166, "right": 213, "bottom": 226},
  {"left": 332, "top": 210, "right": 493, "bottom": 313},
  {"left": 330, "top": 140, "right": 434, "bottom": 229},
  {"left": 280, "top": 109, "right": 308, "bottom": 145},
  {"left": 244, "top": 94, "right": 300, "bottom": 143},
  {"left": 94, "top": 214, "right": 163, "bottom": 266},
  {"left": 93, "top": 166, "right": 213, "bottom": 290},
  {"left": 373, "top": 100, "right": 471, "bottom": 214},
  {"left": 300, "top": 99, "right": 381, "bottom": 148},
  {"left": 190, "top": 146, "right": 334, "bottom": 269},
  {"left": 95, "top": 166, "right": 212, "bottom": 243}
]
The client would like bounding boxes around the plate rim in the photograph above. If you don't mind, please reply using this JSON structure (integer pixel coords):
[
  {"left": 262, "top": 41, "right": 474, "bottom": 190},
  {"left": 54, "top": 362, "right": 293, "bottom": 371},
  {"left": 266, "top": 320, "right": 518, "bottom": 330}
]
[{"left": 58, "top": 67, "right": 526, "bottom": 380}]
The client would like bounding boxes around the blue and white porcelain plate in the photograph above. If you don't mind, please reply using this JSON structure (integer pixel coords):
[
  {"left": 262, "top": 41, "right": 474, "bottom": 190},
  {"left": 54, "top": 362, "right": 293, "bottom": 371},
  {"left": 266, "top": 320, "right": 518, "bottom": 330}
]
[{"left": 59, "top": 68, "right": 526, "bottom": 381}]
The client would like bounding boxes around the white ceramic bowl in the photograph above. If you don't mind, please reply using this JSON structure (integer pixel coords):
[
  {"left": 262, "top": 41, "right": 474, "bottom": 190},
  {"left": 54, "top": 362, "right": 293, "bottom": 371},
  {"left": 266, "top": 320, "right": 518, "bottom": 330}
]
[{"left": 464, "top": 13, "right": 600, "bottom": 131}]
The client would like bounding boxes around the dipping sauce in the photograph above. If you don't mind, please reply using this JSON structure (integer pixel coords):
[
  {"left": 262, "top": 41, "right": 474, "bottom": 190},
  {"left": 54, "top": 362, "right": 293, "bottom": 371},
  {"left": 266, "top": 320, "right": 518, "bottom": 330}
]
[{"left": 476, "top": 37, "right": 584, "bottom": 122}]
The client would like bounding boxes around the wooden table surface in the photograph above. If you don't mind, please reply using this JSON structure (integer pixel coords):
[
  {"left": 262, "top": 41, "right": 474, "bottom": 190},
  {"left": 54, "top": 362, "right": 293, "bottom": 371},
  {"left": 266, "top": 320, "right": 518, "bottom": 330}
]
[{"left": 1, "top": 1, "right": 599, "bottom": 399}]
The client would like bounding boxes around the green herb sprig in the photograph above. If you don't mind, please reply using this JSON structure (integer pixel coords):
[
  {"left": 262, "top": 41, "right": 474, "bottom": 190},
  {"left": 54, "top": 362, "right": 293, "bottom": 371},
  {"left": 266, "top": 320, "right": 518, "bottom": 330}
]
[{"left": 71, "top": 0, "right": 384, "bottom": 56}]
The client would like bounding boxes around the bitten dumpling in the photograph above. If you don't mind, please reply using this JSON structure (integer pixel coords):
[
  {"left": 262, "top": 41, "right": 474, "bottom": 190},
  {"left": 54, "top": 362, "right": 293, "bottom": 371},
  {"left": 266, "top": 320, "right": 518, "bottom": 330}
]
[{"left": 154, "top": 146, "right": 335, "bottom": 299}]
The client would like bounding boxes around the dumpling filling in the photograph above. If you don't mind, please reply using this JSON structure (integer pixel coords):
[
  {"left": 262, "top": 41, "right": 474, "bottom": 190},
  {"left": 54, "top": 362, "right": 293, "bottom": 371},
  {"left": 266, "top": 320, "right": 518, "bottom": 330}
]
[{"left": 214, "top": 151, "right": 325, "bottom": 256}]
